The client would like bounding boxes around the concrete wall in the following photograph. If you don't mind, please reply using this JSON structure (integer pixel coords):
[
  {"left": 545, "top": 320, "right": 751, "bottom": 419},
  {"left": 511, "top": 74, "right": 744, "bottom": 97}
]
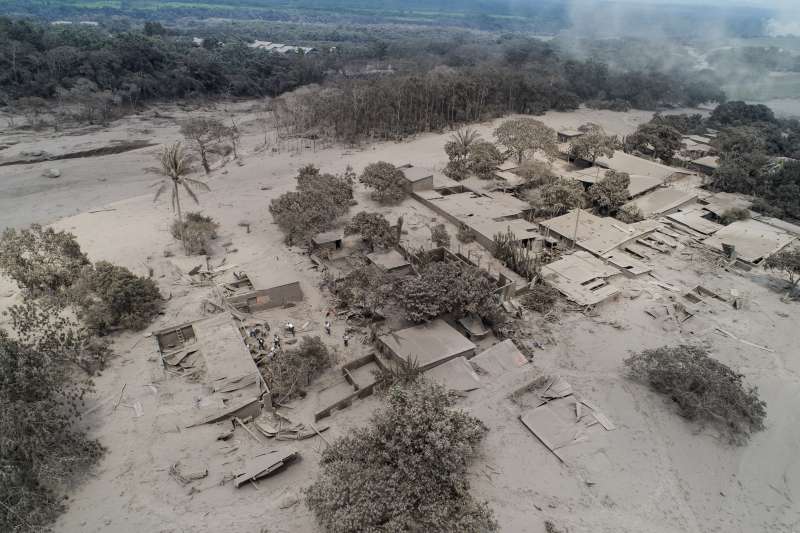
[{"left": 226, "top": 281, "right": 304, "bottom": 312}]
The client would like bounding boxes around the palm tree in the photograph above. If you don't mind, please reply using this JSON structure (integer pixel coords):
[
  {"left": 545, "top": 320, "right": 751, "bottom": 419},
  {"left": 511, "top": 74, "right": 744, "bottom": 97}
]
[
  {"left": 154, "top": 142, "right": 210, "bottom": 254},
  {"left": 450, "top": 127, "right": 481, "bottom": 156}
]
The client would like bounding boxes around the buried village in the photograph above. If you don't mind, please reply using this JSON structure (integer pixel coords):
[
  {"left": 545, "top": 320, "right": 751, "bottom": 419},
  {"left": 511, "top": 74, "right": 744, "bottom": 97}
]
[{"left": 1, "top": 99, "right": 800, "bottom": 533}]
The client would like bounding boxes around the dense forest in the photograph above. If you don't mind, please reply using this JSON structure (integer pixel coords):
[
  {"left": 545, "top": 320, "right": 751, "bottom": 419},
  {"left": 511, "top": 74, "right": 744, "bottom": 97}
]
[
  {"left": 0, "top": 17, "right": 725, "bottom": 139},
  {"left": 0, "top": 0, "right": 774, "bottom": 37}
]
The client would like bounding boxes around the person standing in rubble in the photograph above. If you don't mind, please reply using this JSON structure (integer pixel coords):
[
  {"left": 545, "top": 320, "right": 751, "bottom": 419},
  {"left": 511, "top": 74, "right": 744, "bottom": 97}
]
[
  {"left": 324, "top": 320, "right": 331, "bottom": 335},
  {"left": 286, "top": 321, "right": 295, "bottom": 337},
  {"left": 343, "top": 332, "right": 350, "bottom": 347}
]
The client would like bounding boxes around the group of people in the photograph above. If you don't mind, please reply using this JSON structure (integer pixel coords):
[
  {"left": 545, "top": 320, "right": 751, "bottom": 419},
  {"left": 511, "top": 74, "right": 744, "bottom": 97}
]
[{"left": 248, "top": 316, "right": 352, "bottom": 361}]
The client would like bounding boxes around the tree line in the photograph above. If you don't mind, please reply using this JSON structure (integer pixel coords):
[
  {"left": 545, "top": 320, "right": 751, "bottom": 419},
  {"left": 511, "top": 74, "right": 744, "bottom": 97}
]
[{"left": 273, "top": 57, "right": 724, "bottom": 143}]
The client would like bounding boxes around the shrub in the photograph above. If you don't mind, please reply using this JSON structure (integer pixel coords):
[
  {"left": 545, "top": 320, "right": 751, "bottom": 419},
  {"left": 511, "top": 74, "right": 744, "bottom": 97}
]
[
  {"left": 615, "top": 204, "right": 644, "bottom": 223},
  {"left": 718, "top": 207, "right": 751, "bottom": 225},
  {"left": 493, "top": 228, "right": 540, "bottom": 281},
  {"left": 262, "top": 336, "right": 331, "bottom": 402},
  {"left": 457, "top": 223, "right": 476, "bottom": 243},
  {"left": 306, "top": 381, "right": 496, "bottom": 533},
  {"left": 0, "top": 319, "right": 103, "bottom": 532},
  {"left": 624, "top": 345, "right": 766, "bottom": 443},
  {"left": 431, "top": 224, "right": 451, "bottom": 248},
  {"left": 359, "top": 161, "right": 407, "bottom": 204},
  {"left": 527, "top": 178, "right": 585, "bottom": 217},
  {"left": 0, "top": 224, "right": 90, "bottom": 295},
  {"left": 170, "top": 212, "right": 219, "bottom": 255},
  {"left": 71, "top": 261, "right": 162, "bottom": 334},
  {"left": 521, "top": 282, "right": 560, "bottom": 313}
]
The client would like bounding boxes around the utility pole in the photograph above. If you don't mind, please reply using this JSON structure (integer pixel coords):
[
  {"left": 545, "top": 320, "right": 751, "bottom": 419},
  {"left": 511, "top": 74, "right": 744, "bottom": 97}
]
[{"left": 571, "top": 208, "right": 581, "bottom": 251}]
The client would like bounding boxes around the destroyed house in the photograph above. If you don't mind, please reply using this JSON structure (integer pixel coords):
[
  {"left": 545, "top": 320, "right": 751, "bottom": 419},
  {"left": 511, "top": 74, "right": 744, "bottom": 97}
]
[
  {"left": 413, "top": 189, "right": 540, "bottom": 250},
  {"left": 154, "top": 315, "right": 269, "bottom": 406},
  {"left": 541, "top": 251, "right": 621, "bottom": 306},
  {"left": 222, "top": 272, "right": 303, "bottom": 312},
  {"left": 539, "top": 209, "right": 657, "bottom": 257},
  {"left": 378, "top": 319, "right": 477, "bottom": 371}
]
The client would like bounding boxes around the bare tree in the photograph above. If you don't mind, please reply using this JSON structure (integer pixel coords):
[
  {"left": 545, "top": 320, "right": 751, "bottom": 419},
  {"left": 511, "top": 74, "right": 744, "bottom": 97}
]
[
  {"left": 180, "top": 117, "right": 225, "bottom": 174},
  {"left": 154, "top": 142, "right": 210, "bottom": 254}
]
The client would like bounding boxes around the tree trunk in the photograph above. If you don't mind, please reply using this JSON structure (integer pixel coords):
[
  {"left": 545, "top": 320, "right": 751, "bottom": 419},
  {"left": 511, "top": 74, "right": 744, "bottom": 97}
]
[
  {"left": 200, "top": 146, "right": 210, "bottom": 174},
  {"left": 174, "top": 181, "right": 187, "bottom": 254}
]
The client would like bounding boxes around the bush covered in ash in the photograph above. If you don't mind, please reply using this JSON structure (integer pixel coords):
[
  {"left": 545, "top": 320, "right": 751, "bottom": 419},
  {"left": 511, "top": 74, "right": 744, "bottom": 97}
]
[
  {"left": 306, "top": 381, "right": 496, "bottom": 532},
  {"left": 624, "top": 345, "right": 766, "bottom": 443},
  {"left": 262, "top": 336, "right": 332, "bottom": 402},
  {"left": 171, "top": 212, "right": 220, "bottom": 255},
  {"left": 0, "top": 224, "right": 90, "bottom": 295},
  {"left": 520, "top": 282, "right": 561, "bottom": 313},
  {"left": 71, "top": 261, "right": 162, "bottom": 334}
]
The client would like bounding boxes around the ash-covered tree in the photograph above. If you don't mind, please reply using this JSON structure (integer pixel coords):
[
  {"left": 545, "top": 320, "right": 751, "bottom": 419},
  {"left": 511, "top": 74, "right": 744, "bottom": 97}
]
[
  {"left": 0, "top": 313, "right": 104, "bottom": 532},
  {"left": 70, "top": 261, "right": 162, "bottom": 335},
  {"left": 307, "top": 381, "right": 496, "bottom": 533},
  {"left": 527, "top": 178, "right": 586, "bottom": 217},
  {"left": 270, "top": 165, "right": 354, "bottom": 245},
  {"left": 709, "top": 101, "right": 777, "bottom": 128},
  {"left": 430, "top": 224, "right": 451, "bottom": 248},
  {"left": 468, "top": 141, "right": 503, "bottom": 180},
  {"left": 588, "top": 170, "right": 631, "bottom": 216},
  {"left": 180, "top": 117, "right": 226, "bottom": 174},
  {"left": 494, "top": 118, "right": 558, "bottom": 164},
  {"left": 615, "top": 204, "right": 644, "bottom": 223},
  {"left": 0, "top": 224, "right": 90, "bottom": 295},
  {"left": 345, "top": 211, "right": 397, "bottom": 252},
  {"left": 334, "top": 266, "right": 390, "bottom": 317},
  {"left": 444, "top": 128, "right": 481, "bottom": 180},
  {"left": 9, "top": 299, "right": 110, "bottom": 375},
  {"left": 516, "top": 160, "right": 557, "bottom": 189},
  {"left": 764, "top": 248, "right": 800, "bottom": 298},
  {"left": 625, "top": 345, "right": 766, "bottom": 444},
  {"left": 625, "top": 122, "right": 682, "bottom": 163},
  {"left": 359, "top": 162, "right": 407, "bottom": 204},
  {"left": 568, "top": 124, "right": 618, "bottom": 165},
  {"left": 396, "top": 261, "right": 498, "bottom": 322}
]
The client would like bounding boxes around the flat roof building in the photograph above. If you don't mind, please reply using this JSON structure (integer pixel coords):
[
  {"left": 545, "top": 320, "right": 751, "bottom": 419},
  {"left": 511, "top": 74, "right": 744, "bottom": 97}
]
[
  {"left": 593, "top": 151, "right": 692, "bottom": 182},
  {"left": 366, "top": 249, "right": 412, "bottom": 275},
  {"left": 689, "top": 156, "right": 720, "bottom": 175},
  {"left": 623, "top": 187, "right": 698, "bottom": 217},
  {"left": 568, "top": 167, "right": 663, "bottom": 199},
  {"left": 378, "top": 319, "right": 477, "bottom": 371},
  {"left": 398, "top": 166, "right": 434, "bottom": 191},
  {"left": 414, "top": 189, "right": 540, "bottom": 250},
  {"left": 704, "top": 219, "right": 795, "bottom": 265}
]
